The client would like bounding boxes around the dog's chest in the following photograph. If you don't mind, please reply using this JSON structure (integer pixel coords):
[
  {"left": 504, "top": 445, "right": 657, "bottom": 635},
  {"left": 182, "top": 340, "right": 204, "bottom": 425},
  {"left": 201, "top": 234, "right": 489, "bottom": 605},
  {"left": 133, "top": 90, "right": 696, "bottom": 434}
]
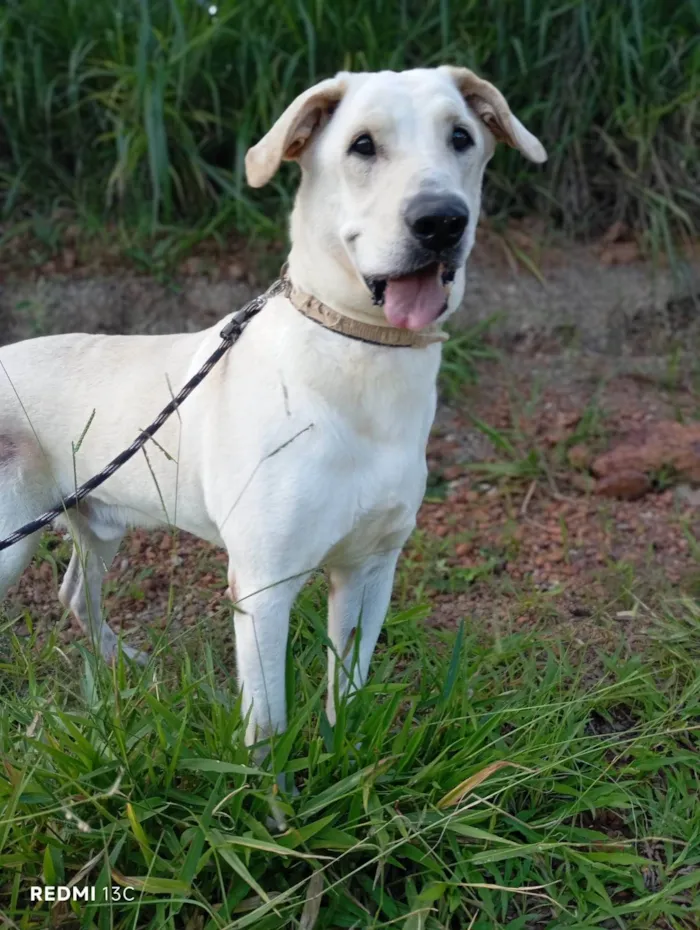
[
  {"left": 240, "top": 305, "right": 440, "bottom": 561},
  {"left": 323, "top": 420, "right": 429, "bottom": 564}
]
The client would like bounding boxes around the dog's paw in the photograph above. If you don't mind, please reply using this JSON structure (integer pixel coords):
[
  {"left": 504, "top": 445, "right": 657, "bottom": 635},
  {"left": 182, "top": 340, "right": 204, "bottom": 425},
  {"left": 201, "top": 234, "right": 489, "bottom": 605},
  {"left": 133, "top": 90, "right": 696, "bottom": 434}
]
[
  {"left": 266, "top": 799, "right": 289, "bottom": 834},
  {"left": 101, "top": 640, "right": 150, "bottom": 667},
  {"left": 276, "top": 771, "right": 300, "bottom": 797},
  {"left": 122, "top": 643, "right": 150, "bottom": 666},
  {"left": 264, "top": 775, "right": 298, "bottom": 832}
]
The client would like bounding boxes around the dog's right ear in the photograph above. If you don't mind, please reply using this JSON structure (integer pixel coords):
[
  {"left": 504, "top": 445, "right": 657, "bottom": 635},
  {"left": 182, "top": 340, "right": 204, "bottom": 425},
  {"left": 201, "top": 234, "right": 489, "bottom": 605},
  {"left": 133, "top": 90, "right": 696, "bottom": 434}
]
[{"left": 245, "top": 76, "right": 348, "bottom": 188}]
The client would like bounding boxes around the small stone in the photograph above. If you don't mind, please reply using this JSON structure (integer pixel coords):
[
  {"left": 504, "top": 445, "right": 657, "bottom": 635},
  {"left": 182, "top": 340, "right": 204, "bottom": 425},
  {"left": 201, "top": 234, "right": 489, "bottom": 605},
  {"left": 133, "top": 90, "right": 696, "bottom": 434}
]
[
  {"left": 543, "top": 429, "right": 567, "bottom": 447},
  {"left": 596, "top": 470, "right": 651, "bottom": 501},
  {"left": 601, "top": 220, "right": 629, "bottom": 245},
  {"left": 675, "top": 484, "right": 700, "bottom": 508},
  {"left": 570, "top": 473, "right": 596, "bottom": 493},
  {"left": 227, "top": 260, "right": 246, "bottom": 280},
  {"left": 182, "top": 257, "right": 202, "bottom": 275},
  {"left": 599, "top": 241, "right": 640, "bottom": 266},
  {"left": 560, "top": 411, "right": 582, "bottom": 430},
  {"left": 568, "top": 443, "right": 592, "bottom": 470}
]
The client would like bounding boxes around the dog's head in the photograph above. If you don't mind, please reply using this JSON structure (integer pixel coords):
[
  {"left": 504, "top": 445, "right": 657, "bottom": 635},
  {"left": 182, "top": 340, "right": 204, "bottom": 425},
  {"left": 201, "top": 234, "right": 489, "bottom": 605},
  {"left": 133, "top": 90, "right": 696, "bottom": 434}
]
[{"left": 246, "top": 67, "right": 546, "bottom": 331}]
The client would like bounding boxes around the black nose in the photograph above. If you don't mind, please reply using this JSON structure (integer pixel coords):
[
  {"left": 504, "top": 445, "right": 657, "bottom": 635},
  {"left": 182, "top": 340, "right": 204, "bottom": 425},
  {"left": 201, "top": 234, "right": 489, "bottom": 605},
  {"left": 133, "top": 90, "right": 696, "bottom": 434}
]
[{"left": 405, "top": 194, "right": 469, "bottom": 253}]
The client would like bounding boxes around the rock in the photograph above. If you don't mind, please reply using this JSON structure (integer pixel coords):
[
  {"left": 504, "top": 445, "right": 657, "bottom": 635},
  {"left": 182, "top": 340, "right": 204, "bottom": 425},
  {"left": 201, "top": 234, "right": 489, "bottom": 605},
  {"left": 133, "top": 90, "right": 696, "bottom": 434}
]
[
  {"left": 596, "top": 470, "right": 651, "bottom": 500},
  {"left": 568, "top": 443, "right": 592, "bottom": 470},
  {"left": 542, "top": 428, "right": 568, "bottom": 447},
  {"left": 443, "top": 464, "right": 464, "bottom": 481},
  {"left": 591, "top": 421, "right": 700, "bottom": 485},
  {"left": 556, "top": 410, "right": 582, "bottom": 429},
  {"left": 182, "top": 257, "right": 203, "bottom": 275},
  {"left": 456, "top": 428, "right": 497, "bottom": 463},
  {"left": 226, "top": 260, "right": 246, "bottom": 280},
  {"left": 675, "top": 484, "right": 700, "bottom": 508},
  {"left": 570, "top": 473, "right": 596, "bottom": 493},
  {"left": 601, "top": 220, "right": 630, "bottom": 245},
  {"left": 600, "top": 241, "right": 640, "bottom": 266}
]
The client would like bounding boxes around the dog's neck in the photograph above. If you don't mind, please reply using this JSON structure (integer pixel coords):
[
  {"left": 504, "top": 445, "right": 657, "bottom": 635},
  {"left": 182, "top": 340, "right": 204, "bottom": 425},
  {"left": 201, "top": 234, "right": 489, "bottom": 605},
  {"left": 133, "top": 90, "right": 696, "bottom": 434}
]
[
  {"left": 285, "top": 244, "right": 447, "bottom": 349},
  {"left": 286, "top": 242, "right": 390, "bottom": 327},
  {"left": 281, "top": 274, "right": 445, "bottom": 348}
]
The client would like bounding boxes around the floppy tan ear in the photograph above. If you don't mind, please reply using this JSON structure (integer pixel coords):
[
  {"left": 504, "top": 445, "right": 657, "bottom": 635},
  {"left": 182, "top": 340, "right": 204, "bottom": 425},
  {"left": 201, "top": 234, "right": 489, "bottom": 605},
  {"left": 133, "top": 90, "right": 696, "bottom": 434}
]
[
  {"left": 245, "top": 75, "right": 348, "bottom": 188},
  {"left": 440, "top": 66, "right": 547, "bottom": 164}
]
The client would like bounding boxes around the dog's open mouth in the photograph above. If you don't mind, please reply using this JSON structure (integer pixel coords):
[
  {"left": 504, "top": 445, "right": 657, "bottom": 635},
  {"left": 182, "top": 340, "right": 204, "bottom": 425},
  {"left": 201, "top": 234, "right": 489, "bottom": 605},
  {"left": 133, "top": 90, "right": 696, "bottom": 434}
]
[{"left": 367, "top": 263, "right": 455, "bottom": 331}]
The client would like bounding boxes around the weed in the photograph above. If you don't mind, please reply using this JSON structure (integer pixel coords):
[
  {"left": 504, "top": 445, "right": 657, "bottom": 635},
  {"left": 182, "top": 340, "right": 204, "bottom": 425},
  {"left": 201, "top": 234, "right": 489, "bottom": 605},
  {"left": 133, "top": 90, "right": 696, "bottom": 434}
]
[
  {"left": 438, "top": 319, "right": 500, "bottom": 401},
  {"left": 1, "top": 586, "right": 699, "bottom": 928},
  {"left": 0, "top": 0, "right": 698, "bottom": 258}
]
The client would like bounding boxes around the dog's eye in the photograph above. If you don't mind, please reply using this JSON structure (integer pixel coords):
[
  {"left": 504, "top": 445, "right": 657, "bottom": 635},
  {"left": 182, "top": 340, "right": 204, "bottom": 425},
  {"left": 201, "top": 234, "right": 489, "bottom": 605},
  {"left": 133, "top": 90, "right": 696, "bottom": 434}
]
[
  {"left": 349, "top": 133, "right": 376, "bottom": 157},
  {"left": 451, "top": 126, "right": 474, "bottom": 152}
]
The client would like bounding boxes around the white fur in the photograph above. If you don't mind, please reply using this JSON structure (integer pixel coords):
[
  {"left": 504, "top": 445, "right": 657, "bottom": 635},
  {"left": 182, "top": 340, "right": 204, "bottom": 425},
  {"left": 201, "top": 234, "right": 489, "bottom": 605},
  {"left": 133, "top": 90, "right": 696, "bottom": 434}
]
[{"left": 0, "top": 67, "right": 545, "bottom": 748}]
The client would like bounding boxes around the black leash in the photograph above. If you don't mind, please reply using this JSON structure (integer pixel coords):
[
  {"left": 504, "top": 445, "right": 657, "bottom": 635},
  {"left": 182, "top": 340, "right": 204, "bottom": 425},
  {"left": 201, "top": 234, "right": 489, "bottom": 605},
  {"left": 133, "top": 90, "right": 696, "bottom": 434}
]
[{"left": 0, "top": 277, "right": 286, "bottom": 553}]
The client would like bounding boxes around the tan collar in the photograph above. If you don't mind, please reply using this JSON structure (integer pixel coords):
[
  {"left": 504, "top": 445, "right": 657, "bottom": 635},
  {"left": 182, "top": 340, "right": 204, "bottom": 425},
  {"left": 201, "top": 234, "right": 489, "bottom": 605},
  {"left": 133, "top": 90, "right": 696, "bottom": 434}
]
[{"left": 281, "top": 275, "right": 448, "bottom": 349}]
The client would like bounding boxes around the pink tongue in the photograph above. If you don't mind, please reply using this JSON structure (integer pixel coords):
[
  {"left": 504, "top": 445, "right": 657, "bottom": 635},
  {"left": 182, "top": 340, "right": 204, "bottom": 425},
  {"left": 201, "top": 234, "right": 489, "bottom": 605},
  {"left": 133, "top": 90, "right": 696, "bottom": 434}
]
[{"left": 383, "top": 270, "right": 446, "bottom": 330}]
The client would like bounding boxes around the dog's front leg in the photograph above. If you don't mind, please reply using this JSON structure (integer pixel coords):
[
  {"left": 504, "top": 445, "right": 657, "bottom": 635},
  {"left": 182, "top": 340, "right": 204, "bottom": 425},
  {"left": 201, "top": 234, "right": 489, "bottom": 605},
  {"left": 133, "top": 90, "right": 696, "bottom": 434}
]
[
  {"left": 229, "top": 568, "right": 310, "bottom": 831},
  {"left": 326, "top": 546, "right": 403, "bottom": 726},
  {"left": 231, "top": 570, "right": 310, "bottom": 752}
]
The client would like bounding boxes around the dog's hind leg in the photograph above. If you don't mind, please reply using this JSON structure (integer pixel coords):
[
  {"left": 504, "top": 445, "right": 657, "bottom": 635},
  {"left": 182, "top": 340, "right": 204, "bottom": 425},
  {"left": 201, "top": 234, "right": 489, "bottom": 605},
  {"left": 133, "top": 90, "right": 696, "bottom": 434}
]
[
  {"left": 0, "top": 531, "right": 42, "bottom": 603},
  {"left": 58, "top": 513, "right": 147, "bottom": 665},
  {"left": 0, "top": 433, "right": 52, "bottom": 602}
]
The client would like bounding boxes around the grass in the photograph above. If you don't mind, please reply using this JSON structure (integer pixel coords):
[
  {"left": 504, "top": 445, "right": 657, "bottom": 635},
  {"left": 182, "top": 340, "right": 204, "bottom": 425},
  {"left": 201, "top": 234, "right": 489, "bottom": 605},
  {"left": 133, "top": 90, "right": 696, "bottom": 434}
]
[
  {"left": 461, "top": 389, "right": 609, "bottom": 488},
  {"left": 1, "top": 0, "right": 699, "bottom": 264},
  {"left": 1, "top": 580, "right": 700, "bottom": 929},
  {"left": 438, "top": 319, "right": 501, "bottom": 403}
]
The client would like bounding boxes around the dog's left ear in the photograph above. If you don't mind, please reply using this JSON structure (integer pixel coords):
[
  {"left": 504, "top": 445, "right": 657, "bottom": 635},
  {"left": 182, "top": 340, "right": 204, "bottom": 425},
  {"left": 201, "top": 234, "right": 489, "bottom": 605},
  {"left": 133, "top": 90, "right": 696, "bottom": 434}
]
[
  {"left": 245, "top": 75, "right": 348, "bottom": 188},
  {"left": 440, "top": 66, "right": 547, "bottom": 164}
]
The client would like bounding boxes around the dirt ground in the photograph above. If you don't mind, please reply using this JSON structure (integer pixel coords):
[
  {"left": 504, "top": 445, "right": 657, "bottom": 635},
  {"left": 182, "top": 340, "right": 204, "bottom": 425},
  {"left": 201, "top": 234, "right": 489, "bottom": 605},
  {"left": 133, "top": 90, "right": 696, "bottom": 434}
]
[
  {"left": 419, "top": 354, "right": 700, "bottom": 646},
  {"left": 2, "top": 227, "right": 700, "bottom": 660}
]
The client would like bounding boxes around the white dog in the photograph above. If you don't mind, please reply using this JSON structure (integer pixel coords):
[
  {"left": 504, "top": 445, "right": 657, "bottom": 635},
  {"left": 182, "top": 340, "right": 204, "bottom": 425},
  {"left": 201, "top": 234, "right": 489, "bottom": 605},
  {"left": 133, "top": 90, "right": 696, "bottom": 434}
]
[{"left": 0, "top": 66, "right": 545, "bottom": 748}]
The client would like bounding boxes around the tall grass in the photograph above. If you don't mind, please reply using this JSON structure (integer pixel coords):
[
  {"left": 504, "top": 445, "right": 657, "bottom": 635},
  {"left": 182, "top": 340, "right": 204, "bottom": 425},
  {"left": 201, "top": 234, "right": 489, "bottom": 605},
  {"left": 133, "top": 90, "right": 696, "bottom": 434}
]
[
  {"left": 1, "top": 0, "right": 698, "bottom": 244},
  {"left": 2, "top": 587, "right": 700, "bottom": 928}
]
